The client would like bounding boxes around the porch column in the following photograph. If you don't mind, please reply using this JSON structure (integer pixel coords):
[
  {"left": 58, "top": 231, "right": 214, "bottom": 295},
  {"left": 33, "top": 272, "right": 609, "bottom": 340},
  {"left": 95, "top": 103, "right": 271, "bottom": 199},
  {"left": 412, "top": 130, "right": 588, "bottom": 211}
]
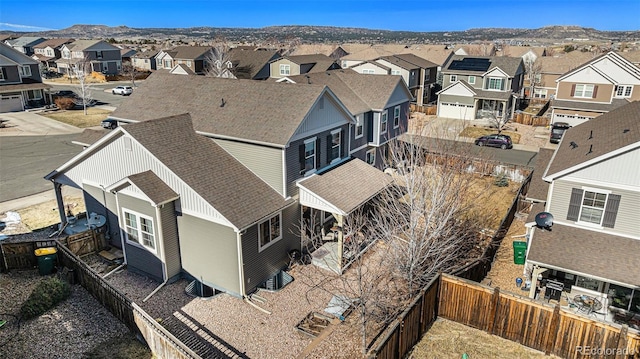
[
  {"left": 53, "top": 182, "right": 67, "bottom": 225},
  {"left": 510, "top": 96, "right": 517, "bottom": 119},
  {"left": 337, "top": 214, "right": 344, "bottom": 273},
  {"left": 473, "top": 98, "right": 479, "bottom": 120},
  {"left": 529, "top": 266, "right": 548, "bottom": 299}
]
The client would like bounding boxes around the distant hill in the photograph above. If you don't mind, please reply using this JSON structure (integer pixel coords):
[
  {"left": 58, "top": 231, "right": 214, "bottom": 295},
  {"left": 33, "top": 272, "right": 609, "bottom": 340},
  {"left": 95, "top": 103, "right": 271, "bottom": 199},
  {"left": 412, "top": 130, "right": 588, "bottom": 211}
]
[{"left": 2, "top": 24, "right": 639, "bottom": 44}]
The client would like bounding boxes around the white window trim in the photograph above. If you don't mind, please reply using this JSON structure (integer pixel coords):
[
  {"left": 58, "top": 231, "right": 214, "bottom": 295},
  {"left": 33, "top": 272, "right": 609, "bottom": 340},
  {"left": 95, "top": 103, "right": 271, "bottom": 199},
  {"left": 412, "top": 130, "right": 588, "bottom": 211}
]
[
  {"left": 330, "top": 128, "right": 341, "bottom": 164},
  {"left": 450, "top": 75, "right": 457, "bottom": 82},
  {"left": 279, "top": 64, "right": 290, "bottom": 76},
  {"left": 381, "top": 110, "right": 388, "bottom": 134},
  {"left": 20, "top": 66, "right": 32, "bottom": 77},
  {"left": 355, "top": 115, "right": 364, "bottom": 139},
  {"left": 122, "top": 208, "right": 157, "bottom": 255},
  {"left": 0, "top": 67, "right": 5, "bottom": 81},
  {"left": 258, "top": 212, "right": 283, "bottom": 252},
  {"left": 393, "top": 106, "right": 401, "bottom": 129},
  {"left": 362, "top": 69, "right": 375, "bottom": 74},
  {"left": 468, "top": 75, "right": 475, "bottom": 85},
  {"left": 614, "top": 85, "right": 632, "bottom": 98},
  {"left": 487, "top": 77, "right": 505, "bottom": 91},
  {"left": 304, "top": 136, "right": 317, "bottom": 175},
  {"left": 365, "top": 148, "right": 376, "bottom": 165},
  {"left": 574, "top": 84, "right": 594, "bottom": 98},
  {"left": 576, "top": 187, "right": 611, "bottom": 228},
  {"left": 391, "top": 69, "right": 401, "bottom": 75}
]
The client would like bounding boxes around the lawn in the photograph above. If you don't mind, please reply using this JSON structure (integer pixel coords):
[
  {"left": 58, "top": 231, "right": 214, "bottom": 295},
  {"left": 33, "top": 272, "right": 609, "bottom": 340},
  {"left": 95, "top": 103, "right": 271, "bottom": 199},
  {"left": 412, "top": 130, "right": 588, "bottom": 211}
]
[
  {"left": 459, "top": 126, "right": 521, "bottom": 144},
  {"left": 17, "top": 196, "right": 86, "bottom": 232},
  {"left": 42, "top": 108, "right": 112, "bottom": 128}
]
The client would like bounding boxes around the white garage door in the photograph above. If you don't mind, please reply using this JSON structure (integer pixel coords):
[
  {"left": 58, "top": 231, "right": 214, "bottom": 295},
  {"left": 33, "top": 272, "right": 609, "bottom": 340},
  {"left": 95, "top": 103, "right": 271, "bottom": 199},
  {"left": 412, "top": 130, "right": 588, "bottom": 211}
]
[
  {"left": 553, "top": 113, "right": 592, "bottom": 127},
  {"left": 438, "top": 102, "right": 475, "bottom": 120},
  {"left": 0, "top": 95, "right": 24, "bottom": 113}
]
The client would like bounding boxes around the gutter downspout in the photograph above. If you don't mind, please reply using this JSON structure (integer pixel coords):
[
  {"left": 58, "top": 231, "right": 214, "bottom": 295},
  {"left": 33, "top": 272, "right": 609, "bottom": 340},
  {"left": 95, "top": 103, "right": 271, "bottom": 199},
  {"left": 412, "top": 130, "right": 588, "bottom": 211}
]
[
  {"left": 143, "top": 280, "right": 168, "bottom": 302},
  {"left": 102, "top": 263, "right": 126, "bottom": 279}
]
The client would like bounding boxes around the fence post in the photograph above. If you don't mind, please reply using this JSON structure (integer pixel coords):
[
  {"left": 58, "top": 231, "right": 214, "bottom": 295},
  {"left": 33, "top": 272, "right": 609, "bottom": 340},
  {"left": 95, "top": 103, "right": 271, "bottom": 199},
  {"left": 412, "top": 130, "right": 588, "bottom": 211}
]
[
  {"left": 545, "top": 304, "right": 561, "bottom": 355},
  {"left": 615, "top": 325, "right": 628, "bottom": 359},
  {"left": 487, "top": 287, "right": 500, "bottom": 335}
]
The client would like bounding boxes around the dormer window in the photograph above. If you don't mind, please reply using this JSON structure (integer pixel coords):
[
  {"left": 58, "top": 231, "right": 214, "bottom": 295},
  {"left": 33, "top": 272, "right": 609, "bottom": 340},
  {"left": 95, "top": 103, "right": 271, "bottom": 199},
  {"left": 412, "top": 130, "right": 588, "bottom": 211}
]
[
  {"left": 19, "top": 66, "right": 32, "bottom": 77},
  {"left": 280, "top": 64, "right": 290, "bottom": 76}
]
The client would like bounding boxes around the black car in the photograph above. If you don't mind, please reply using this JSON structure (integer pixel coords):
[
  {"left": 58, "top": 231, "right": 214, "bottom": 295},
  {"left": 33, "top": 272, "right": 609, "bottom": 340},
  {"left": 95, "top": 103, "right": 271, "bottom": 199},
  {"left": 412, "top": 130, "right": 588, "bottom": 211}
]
[
  {"left": 51, "top": 90, "right": 77, "bottom": 99},
  {"left": 475, "top": 134, "right": 513, "bottom": 149},
  {"left": 550, "top": 122, "right": 571, "bottom": 144},
  {"left": 101, "top": 119, "right": 118, "bottom": 129}
]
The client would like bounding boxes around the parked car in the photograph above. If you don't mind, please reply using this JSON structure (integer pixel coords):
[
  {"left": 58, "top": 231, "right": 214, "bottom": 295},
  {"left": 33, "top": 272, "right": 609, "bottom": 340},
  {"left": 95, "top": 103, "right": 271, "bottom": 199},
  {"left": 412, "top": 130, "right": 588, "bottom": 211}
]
[
  {"left": 101, "top": 119, "right": 118, "bottom": 129},
  {"left": 51, "top": 90, "right": 77, "bottom": 99},
  {"left": 550, "top": 122, "right": 571, "bottom": 144},
  {"left": 112, "top": 86, "right": 133, "bottom": 96},
  {"left": 475, "top": 134, "right": 513, "bottom": 149},
  {"left": 41, "top": 71, "right": 63, "bottom": 79}
]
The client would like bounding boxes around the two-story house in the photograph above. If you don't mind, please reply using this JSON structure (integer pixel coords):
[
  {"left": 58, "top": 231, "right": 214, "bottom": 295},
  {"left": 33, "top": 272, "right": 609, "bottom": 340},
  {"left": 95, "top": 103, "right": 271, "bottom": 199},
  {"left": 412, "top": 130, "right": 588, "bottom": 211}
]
[
  {"left": 45, "top": 71, "right": 406, "bottom": 298},
  {"left": 32, "top": 38, "right": 74, "bottom": 71},
  {"left": 526, "top": 51, "right": 596, "bottom": 101},
  {"left": 0, "top": 43, "right": 51, "bottom": 112},
  {"left": 524, "top": 101, "right": 640, "bottom": 326},
  {"left": 56, "top": 40, "right": 122, "bottom": 75},
  {"left": 228, "top": 46, "right": 280, "bottom": 80},
  {"left": 436, "top": 55, "right": 525, "bottom": 121},
  {"left": 154, "top": 46, "right": 212, "bottom": 74},
  {"left": 550, "top": 51, "right": 640, "bottom": 127},
  {"left": 131, "top": 50, "right": 158, "bottom": 71},
  {"left": 269, "top": 54, "right": 341, "bottom": 79},
  {"left": 4, "top": 37, "right": 45, "bottom": 56}
]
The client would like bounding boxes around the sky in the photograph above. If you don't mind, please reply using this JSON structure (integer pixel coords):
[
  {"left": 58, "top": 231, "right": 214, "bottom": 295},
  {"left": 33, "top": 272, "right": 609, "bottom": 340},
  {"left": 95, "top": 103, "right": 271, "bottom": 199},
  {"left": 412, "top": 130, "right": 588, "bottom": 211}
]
[{"left": 1, "top": 0, "right": 638, "bottom": 33}]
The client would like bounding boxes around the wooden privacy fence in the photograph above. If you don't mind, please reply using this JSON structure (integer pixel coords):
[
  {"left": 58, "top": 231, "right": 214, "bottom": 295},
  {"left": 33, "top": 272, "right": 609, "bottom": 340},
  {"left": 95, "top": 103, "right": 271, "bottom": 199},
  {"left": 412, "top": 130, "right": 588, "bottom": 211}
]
[
  {"left": 513, "top": 112, "right": 550, "bottom": 127},
  {"left": 410, "top": 104, "right": 436, "bottom": 115}
]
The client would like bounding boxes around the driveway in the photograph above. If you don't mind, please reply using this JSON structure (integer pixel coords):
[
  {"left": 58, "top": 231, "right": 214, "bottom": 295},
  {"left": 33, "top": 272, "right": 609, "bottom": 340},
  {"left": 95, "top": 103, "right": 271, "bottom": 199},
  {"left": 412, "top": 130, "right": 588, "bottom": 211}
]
[{"left": 0, "top": 111, "right": 83, "bottom": 136}]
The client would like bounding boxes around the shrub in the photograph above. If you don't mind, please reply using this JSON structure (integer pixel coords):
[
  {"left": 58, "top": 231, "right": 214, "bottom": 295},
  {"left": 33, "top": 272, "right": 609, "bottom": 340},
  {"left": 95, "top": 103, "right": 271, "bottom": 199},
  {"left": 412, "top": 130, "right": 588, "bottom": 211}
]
[
  {"left": 20, "top": 277, "right": 71, "bottom": 319},
  {"left": 54, "top": 97, "right": 75, "bottom": 110},
  {"left": 494, "top": 173, "right": 509, "bottom": 187}
]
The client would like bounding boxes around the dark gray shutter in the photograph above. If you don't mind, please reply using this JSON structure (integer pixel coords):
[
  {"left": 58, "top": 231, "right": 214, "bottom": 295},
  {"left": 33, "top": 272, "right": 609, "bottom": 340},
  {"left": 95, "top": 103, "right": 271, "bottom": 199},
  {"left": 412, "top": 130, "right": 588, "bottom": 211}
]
[
  {"left": 602, "top": 194, "right": 621, "bottom": 228},
  {"left": 567, "top": 188, "right": 583, "bottom": 221},
  {"left": 341, "top": 129, "right": 346, "bottom": 158},
  {"left": 299, "top": 144, "right": 305, "bottom": 173},
  {"left": 316, "top": 138, "right": 321, "bottom": 168},
  {"left": 326, "top": 134, "right": 332, "bottom": 163}
]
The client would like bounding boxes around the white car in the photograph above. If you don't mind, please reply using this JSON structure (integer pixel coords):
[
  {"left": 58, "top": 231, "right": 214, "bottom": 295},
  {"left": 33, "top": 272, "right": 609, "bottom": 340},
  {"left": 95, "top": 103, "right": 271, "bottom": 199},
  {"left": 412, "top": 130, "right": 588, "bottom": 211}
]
[{"left": 112, "top": 86, "right": 133, "bottom": 96}]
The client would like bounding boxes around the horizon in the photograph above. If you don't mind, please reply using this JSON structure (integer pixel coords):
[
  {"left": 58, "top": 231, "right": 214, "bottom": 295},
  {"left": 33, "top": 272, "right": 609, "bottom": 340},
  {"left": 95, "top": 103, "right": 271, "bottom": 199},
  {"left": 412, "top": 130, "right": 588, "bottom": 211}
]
[{"left": 1, "top": 0, "right": 639, "bottom": 33}]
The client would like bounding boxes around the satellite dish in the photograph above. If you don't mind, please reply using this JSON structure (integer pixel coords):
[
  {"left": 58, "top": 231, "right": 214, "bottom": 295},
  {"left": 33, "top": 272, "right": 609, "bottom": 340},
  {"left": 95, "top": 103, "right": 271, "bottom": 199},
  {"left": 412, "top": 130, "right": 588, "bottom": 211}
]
[{"left": 535, "top": 212, "right": 554, "bottom": 229}]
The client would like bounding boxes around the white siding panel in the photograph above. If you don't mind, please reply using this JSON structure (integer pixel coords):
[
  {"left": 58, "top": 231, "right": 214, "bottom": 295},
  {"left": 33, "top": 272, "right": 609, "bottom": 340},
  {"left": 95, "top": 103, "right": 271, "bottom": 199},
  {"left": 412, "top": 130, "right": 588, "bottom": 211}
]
[
  {"left": 563, "top": 68, "right": 612, "bottom": 85},
  {"left": 291, "top": 93, "right": 351, "bottom": 142},
  {"left": 565, "top": 148, "right": 640, "bottom": 188},
  {"left": 65, "top": 135, "right": 231, "bottom": 226},
  {"left": 439, "top": 82, "right": 475, "bottom": 97},
  {"left": 593, "top": 58, "right": 640, "bottom": 84}
]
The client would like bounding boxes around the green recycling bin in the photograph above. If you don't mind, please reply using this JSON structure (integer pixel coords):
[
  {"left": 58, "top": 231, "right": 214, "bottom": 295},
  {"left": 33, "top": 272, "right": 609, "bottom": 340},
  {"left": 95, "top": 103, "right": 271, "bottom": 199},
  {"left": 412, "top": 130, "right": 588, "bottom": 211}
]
[
  {"left": 513, "top": 241, "right": 527, "bottom": 265},
  {"left": 35, "top": 247, "right": 57, "bottom": 275}
]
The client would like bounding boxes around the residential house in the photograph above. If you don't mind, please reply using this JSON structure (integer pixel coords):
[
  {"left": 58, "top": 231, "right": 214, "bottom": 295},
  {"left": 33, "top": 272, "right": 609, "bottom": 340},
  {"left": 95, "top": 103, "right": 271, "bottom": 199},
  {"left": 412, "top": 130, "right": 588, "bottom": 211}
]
[
  {"left": 269, "top": 54, "right": 341, "bottom": 79},
  {"left": 550, "top": 51, "right": 640, "bottom": 127},
  {"left": 526, "top": 51, "right": 595, "bottom": 100},
  {"left": 56, "top": 40, "right": 122, "bottom": 75},
  {"left": 154, "top": 46, "right": 212, "bottom": 74},
  {"left": 131, "top": 51, "right": 158, "bottom": 71},
  {"left": 228, "top": 46, "right": 280, "bottom": 80},
  {"left": 4, "top": 37, "right": 45, "bottom": 56},
  {"left": 373, "top": 54, "right": 438, "bottom": 106},
  {"left": 278, "top": 69, "right": 413, "bottom": 168},
  {"left": 524, "top": 101, "right": 640, "bottom": 328},
  {"left": 0, "top": 42, "right": 51, "bottom": 112},
  {"left": 46, "top": 71, "right": 406, "bottom": 297},
  {"left": 119, "top": 48, "right": 137, "bottom": 64},
  {"left": 436, "top": 55, "right": 525, "bottom": 121},
  {"left": 453, "top": 43, "right": 497, "bottom": 57},
  {"left": 32, "top": 38, "right": 74, "bottom": 71}
]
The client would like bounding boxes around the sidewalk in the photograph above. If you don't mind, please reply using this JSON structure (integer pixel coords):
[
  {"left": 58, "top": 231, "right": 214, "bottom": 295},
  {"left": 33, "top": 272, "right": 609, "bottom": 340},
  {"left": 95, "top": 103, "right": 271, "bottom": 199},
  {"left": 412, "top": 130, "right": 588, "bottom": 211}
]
[
  {"left": 0, "top": 110, "right": 83, "bottom": 137},
  {"left": 0, "top": 187, "right": 83, "bottom": 214}
]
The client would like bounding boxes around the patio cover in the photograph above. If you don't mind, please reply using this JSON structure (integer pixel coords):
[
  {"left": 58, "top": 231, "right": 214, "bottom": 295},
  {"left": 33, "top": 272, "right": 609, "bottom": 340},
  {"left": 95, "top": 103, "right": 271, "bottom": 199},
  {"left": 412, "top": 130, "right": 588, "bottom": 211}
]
[
  {"left": 527, "top": 223, "right": 640, "bottom": 288},
  {"left": 297, "top": 158, "right": 391, "bottom": 216}
]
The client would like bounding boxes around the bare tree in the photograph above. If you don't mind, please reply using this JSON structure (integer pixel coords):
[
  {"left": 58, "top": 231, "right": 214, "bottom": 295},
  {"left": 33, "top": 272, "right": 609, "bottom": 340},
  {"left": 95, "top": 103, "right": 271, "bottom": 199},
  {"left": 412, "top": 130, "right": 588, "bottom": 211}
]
[
  {"left": 72, "top": 59, "right": 96, "bottom": 115},
  {"left": 482, "top": 101, "right": 510, "bottom": 133},
  {"left": 525, "top": 57, "right": 543, "bottom": 100},
  {"left": 203, "top": 40, "right": 234, "bottom": 78},
  {"left": 120, "top": 61, "right": 139, "bottom": 86}
]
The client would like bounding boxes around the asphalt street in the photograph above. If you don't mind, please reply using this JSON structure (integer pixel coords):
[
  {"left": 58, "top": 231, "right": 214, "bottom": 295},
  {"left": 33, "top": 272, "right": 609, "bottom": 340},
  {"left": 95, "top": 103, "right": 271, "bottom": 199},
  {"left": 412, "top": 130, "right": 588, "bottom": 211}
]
[{"left": 49, "top": 82, "right": 133, "bottom": 108}]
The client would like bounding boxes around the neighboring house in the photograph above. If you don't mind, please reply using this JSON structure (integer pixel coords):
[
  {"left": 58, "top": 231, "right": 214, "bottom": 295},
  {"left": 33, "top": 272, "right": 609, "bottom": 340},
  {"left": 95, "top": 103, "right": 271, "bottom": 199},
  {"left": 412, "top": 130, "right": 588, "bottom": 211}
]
[
  {"left": 374, "top": 54, "right": 438, "bottom": 106},
  {"left": 499, "top": 46, "right": 546, "bottom": 63},
  {"left": 32, "top": 38, "right": 74, "bottom": 70},
  {"left": 0, "top": 42, "right": 51, "bottom": 112},
  {"left": 278, "top": 69, "right": 413, "bottom": 168},
  {"left": 119, "top": 48, "right": 137, "bottom": 64},
  {"left": 47, "top": 72, "right": 396, "bottom": 297},
  {"left": 154, "top": 46, "right": 212, "bottom": 74},
  {"left": 169, "top": 64, "right": 196, "bottom": 75},
  {"left": 56, "top": 40, "right": 122, "bottom": 75},
  {"left": 526, "top": 52, "right": 596, "bottom": 100},
  {"left": 228, "top": 46, "right": 280, "bottom": 80},
  {"left": 131, "top": 51, "right": 158, "bottom": 71},
  {"left": 269, "top": 54, "right": 341, "bottom": 78},
  {"left": 524, "top": 101, "right": 640, "bottom": 323},
  {"left": 4, "top": 37, "right": 45, "bottom": 55},
  {"left": 453, "top": 44, "right": 497, "bottom": 57},
  {"left": 549, "top": 51, "right": 640, "bottom": 127},
  {"left": 436, "top": 55, "right": 525, "bottom": 121}
]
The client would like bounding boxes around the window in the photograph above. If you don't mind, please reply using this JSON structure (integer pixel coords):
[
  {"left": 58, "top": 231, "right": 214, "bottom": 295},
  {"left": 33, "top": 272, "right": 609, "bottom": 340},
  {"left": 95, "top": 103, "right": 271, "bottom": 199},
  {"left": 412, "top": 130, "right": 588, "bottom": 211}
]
[
  {"left": 96, "top": 51, "right": 103, "bottom": 59},
  {"left": 355, "top": 115, "right": 363, "bottom": 138},
  {"left": 19, "top": 66, "right": 32, "bottom": 77},
  {"left": 608, "top": 284, "right": 640, "bottom": 314},
  {"left": 391, "top": 70, "right": 401, "bottom": 75},
  {"left": 164, "top": 59, "right": 172, "bottom": 68},
  {"left": 567, "top": 188, "right": 620, "bottom": 228},
  {"left": 534, "top": 74, "right": 542, "bottom": 83},
  {"left": 534, "top": 88, "right": 548, "bottom": 99},
  {"left": 468, "top": 75, "right": 475, "bottom": 84},
  {"left": 579, "top": 190, "right": 607, "bottom": 225},
  {"left": 259, "top": 214, "right": 281, "bottom": 251},
  {"left": 329, "top": 129, "right": 341, "bottom": 163},
  {"left": 615, "top": 85, "right": 632, "bottom": 98},
  {"left": 393, "top": 106, "right": 400, "bottom": 128},
  {"left": 187, "top": 60, "right": 192, "bottom": 67},
  {"left": 46, "top": 49, "right": 53, "bottom": 57},
  {"left": 62, "top": 50, "right": 70, "bottom": 59},
  {"left": 0, "top": 67, "right": 5, "bottom": 81},
  {"left": 487, "top": 77, "right": 504, "bottom": 90},
  {"left": 27, "top": 90, "right": 42, "bottom": 100},
  {"left": 574, "top": 275, "right": 602, "bottom": 291},
  {"left": 123, "top": 210, "right": 156, "bottom": 252},
  {"left": 424, "top": 71, "right": 430, "bottom": 82},
  {"left": 365, "top": 149, "right": 376, "bottom": 165},
  {"left": 226, "top": 61, "right": 232, "bottom": 69},
  {"left": 362, "top": 69, "right": 375, "bottom": 74},
  {"left": 573, "top": 84, "right": 594, "bottom": 98},
  {"left": 450, "top": 75, "right": 457, "bottom": 82},
  {"left": 301, "top": 137, "right": 316, "bottom": 174},
  {"left": 279, "top": 64, "right": 290, "bottom": 76},
  {"left": 381, "top": 111, "right": 388, "bottom": 134}
]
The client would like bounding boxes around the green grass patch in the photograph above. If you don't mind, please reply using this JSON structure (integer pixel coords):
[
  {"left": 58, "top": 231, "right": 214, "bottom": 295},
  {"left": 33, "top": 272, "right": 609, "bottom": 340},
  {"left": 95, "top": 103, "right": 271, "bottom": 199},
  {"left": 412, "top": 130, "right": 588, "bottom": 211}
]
[
  {"left": 42, "top": 108, "right": 112, "bottom": 128},
  {"left": 20, "top": 277, "right": 71, "bottom": 320},
  {"left": 458, "top": 126, "right": 521, "bottom": 144}
]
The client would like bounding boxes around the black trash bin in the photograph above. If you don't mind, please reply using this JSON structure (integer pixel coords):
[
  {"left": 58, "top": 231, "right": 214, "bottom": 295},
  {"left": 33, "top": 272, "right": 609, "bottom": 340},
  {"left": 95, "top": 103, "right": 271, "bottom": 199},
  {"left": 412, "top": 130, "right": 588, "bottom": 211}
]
[{"left": 35, "top": 247, "right": 57, "bottom": 275}]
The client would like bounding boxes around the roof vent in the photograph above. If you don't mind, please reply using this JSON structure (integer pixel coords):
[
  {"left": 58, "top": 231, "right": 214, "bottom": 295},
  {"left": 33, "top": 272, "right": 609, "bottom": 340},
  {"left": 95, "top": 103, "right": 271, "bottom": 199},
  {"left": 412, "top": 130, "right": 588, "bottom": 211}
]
[
  {"left": 569, "top": 141, "right": 578, "bottom": 149},
  {"left": 589, "top": 130, "right": 593, "bottom": 140},
  {"left": 220, "top": 98, "right": 225, "bottom": 107},
  {"left": 623, "top": 129, "right": 630, "bottom": 134},
  {"left": 535, "top": 212, "right": 554, "bottom": 231},
  {"left": 587, "top": 144, "right": 593, "bottom": 154}
]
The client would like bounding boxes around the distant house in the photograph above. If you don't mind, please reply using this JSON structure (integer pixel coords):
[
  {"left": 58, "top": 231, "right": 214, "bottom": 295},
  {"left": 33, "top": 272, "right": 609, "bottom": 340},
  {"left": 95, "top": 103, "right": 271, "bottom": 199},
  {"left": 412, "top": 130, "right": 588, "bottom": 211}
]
[
  {"left": 131, "top": 51, "right": 158, "bottom": 71},
  {"left": 0, "top": 43, "right": 52, "bottom": 112},
  {"left": 549, "top": 51, "right": 640, "bottom": 127},
  {"left": 526, "top": 51, "right": 595, "bottom": 100},
  {"left": 524, "top": 101, "right": 640, "bottom": 322},
  {"left": 228, "top": 46, "right": 280, "bottom": 80},
  {"left": 4, "top": 37, "right": 45, "bottom": 56},
  {"left": 32, "top": 38, "right": 74, "bottom": 70},
  {"left": 154, "top": 46, "right": 212, "bottom": 74},
  {"left": 436, "top": 55, "right": 525, "bottom": 121},
  {"left": 269, "top": 54, "right": 341, "bottom": 78},
  {"left": 374, "top": 54, "right": 438, "bottom": 106},
  {"left": 56, "top": 40, "right": 122, "bottom": 75},
  {"left": 119, "top": 48, "right": 137, "bottom": 63}
]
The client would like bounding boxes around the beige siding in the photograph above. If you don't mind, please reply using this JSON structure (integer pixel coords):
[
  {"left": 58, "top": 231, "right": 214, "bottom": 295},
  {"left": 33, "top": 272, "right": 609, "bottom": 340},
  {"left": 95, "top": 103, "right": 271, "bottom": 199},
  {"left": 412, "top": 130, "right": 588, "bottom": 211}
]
[
  {"left": 549, "top": 179, "right": 640, "bottom": 237},
  {"left": 178, "top": 214, "right": 241, "bottom": 295},
  {"left": 270, "top": 59, "right": 301, "bottom": 78},
  {"left": 556, "top": 82, "right": 614, "bottom": 103},
  {"left": 214, "top": 139, "right": 285, "bottom": 196}
]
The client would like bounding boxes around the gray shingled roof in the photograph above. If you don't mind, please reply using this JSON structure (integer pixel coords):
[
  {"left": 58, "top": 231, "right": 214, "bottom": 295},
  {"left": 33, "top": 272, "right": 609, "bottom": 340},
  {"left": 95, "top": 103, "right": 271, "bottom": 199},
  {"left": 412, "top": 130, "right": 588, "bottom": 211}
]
[
  {"left": 298, "top": 158, "right": 391, "bottom": 215},
  {"left": 276, "top": 54, "right": 339, "bottom": 74},
  {"left": 229, "top": 47, "right": 279, "bottom": 79},
  {"left": 545, "top": 101, "right": 640, "bottom": 178},
  {"left": 378, "top": 53, "right": 438, "bottom": 70},
  {"left": 0, "top": 43, "right": 39, "bottom": 64},
  {"left": 72, "top": 128, "right": 110, "bottom": 147},
  {"left": 550, "top": 98, "right": 630, "bottom": 113},
  {"left": 110, "top": 72, "right": 332, "bottom": 146},
  {"left": 442, "top": 55, "right": 523, "bottom": 76},
  {"left": 170, "top": 46, "right": 212, "bottom": 60},
  {"left": 6, "top": 37, "right": 44, "bottom": 47},
  {"left": 528, "top": 224, "right": 640, "bottom": 287},
  {"left": 127, "top": 170, "right": 178, "bottom": 206},
  {"left": 122, "top": 114, "right": 294, "bottom": 229},
  {"left": 525, "top": 148, "right": 554, "bottom": 202},
  {"left": 33, "top": 38, "right": 73, "bottom": 49}
]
